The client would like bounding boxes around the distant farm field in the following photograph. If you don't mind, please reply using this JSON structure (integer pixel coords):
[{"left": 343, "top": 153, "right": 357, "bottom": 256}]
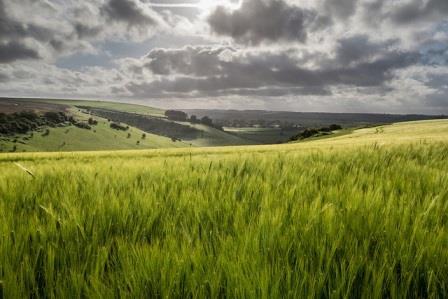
[{"left": 1, "top": 120, "right": 448, "bottom": 298}]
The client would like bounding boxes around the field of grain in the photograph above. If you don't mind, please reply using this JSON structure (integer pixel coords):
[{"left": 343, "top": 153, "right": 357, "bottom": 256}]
[{"left": 1, "top": 120, "right": 447, "bottom": 298}]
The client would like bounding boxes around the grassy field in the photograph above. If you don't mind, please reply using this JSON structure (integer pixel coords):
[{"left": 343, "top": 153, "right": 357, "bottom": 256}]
[{"left": 1, "top": 120, "right": 448, "bottom": 298}]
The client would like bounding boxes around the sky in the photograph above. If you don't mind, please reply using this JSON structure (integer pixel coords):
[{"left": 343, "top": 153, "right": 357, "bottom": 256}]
[{"left": 0, "top": 0, "right": 447, "bottom": 114}]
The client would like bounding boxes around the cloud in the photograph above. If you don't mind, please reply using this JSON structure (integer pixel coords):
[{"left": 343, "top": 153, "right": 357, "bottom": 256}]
[
  {"left": 389, "top": 0, "right": 448, "bottom": 25},
  {"left": 0, "top": 41, "right": 40, "bottom": 63},
  {"left": 101, "top": 0, "right": 158, "bottom": 27},
  {"left": 121, "top": 42, "right": 419, "bottom": 98},
  {"left": 0, "top": 0, "right": 447, "bottom": 114},
  {"left": 322, "top": 0, "right": 357, "bottom": 19},
  {"left": 207, "top": 0, "right": 318, "bottom": 44}
]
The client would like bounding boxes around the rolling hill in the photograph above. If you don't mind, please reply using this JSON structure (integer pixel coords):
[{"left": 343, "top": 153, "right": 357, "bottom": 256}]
[
  {"left": 0, "top": 98, "right": 255, "bottom": 152},
  {"left": 2, "top": 97, "right": 446, "bottom": 153}
]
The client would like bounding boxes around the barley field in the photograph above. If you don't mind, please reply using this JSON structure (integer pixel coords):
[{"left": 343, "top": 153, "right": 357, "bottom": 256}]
[{"left": 1, "top": 120, "right": 448, "bottom": 298}]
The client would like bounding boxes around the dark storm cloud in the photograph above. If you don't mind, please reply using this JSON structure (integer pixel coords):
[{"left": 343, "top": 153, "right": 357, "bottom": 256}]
[
  {"left": 0, "top": 41, "right": 40, "bottom": 63},
  {"left": 124, "top": 43, "right": 419, "bottom": 98},
  {"left": 145, "top": 46, "right": 233, "bottom": 76},
  {"left": 207, "top": 0, "right": 316, "bottom": 44},
  {"left": 101, "top": 0, "right": 157, "bottom": 27},
  {"left": 334, "top": 35, "right": 397, "bottom": 66},
  {"left": 390, "top": 0, "right": 448, "bottom": 24}
]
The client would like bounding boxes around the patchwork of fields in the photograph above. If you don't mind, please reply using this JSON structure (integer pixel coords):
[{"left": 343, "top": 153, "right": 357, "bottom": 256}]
[{"left": 1, "top": 120, "right": 448, "bottom": 297}]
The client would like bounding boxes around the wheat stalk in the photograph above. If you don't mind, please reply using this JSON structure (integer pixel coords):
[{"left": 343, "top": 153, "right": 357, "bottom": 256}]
[{"left": 13, "top": 163, "right": 35, "bottom": 178}]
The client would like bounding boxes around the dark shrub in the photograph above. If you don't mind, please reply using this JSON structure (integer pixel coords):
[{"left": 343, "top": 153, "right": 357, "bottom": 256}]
[
  {"left": 127, "top": 133, "right": 131, "bottom": 139},
  {"left": 42, "top": 129, "right": 50, "bottom": 137},
  {"left": 88, "top": 118, "right": 98, "bottom": 126},
  {"left": 18, "top": 111, "right": 39, "bottom": 121},
  {"left": 142, "top": 133, "right": 146, "bottom": 139},
  {"left": 320, "top": 127, "right": 332, "bottom": 133},
  {"left": 44, "top": 111, "right": 67, "bottom": 124},
  {"left": 329, "top": 124, "right": 343, "bottom": 131},
  {"left": 301, "top": 129, "right": 319, "bottom": 139},
  {"left": 110, "top": 123, "right": 128, "bottom": 131},
  {"left": 74, "top": 122, "right": 91, "bottom": 130}
]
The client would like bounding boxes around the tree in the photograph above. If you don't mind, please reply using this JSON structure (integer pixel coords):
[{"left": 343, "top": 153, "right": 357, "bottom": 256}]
[
  {"left": 88, "top": 118, "right": 98, "bottom": 126},
  {"left": 142, "top": 133, "right": 146, "bottom": 139},
  {"left": 190, "top": 115, "right": 198, "bottom": 123},
  {"left": 200, "top": 116, "right": 213, "bottom": 126},
  {"left": 165, "top": 110, "right": 188, "bottom": 121}
]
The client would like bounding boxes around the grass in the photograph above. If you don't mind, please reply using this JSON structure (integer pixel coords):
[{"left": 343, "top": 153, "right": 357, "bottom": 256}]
[
  {"left": 223, "top": 127, "right": 300, "bottom": 144},
  {"left": 43, "top": 99, "right": 166, "bottom": 117},
  {"left": 0, "top": 119, "right": 448, "bottom": 298}
]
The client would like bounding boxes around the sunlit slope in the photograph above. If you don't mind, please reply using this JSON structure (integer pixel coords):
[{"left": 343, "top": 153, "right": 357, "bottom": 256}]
[
  {"left": 43, "top": 99, "right": 165, "bottom": 117},
  {"left": 0, "top": 109, "right": 187, "bottom": 153},
  {"left": 301, "top": 119, "right": 448, "bottom": 147}
]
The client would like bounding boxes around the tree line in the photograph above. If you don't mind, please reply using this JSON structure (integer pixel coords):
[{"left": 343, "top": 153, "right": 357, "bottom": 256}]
[{"left": 165, "top": 110, "right": 223, "bottom": 130}]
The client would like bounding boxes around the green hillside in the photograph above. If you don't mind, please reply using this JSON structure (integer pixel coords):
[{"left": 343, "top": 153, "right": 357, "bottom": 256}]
[
  {"left": 0, "top": 98, "right": 256, "bottom": 152},
  {"left": 43, "top": 99, "right": 166, "bottom": 117},
  {"left": 1, "top": 120, "right": 448, "bottom": 297},
  {"left": 0, "top": 108, "right": 187, "bottom": 153}
]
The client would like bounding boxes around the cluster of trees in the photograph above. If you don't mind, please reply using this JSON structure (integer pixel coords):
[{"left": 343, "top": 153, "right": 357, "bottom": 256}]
[
  {"left": 290, "top": 124, "right": 343, "bottom": 141},
  {"left": 0, "top": 111, "right": 71, "bottom": 136},
  {"left": 165, "top": 110, "right": 188, "bottom": 121},
  {"left": 0, "top": 111, "right": 98, "bottom": 137},
  {"left": 165, "top": 110, "right": 223, "bottom": 130}
]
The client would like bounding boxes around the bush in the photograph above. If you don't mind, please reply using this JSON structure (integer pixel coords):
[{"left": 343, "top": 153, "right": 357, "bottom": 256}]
[
  {"left": 74, "top": 122, "right": 92, "bottom": 130},
  {"left": 142, "top": 133, "right": 146, "bottom": 139},
  {"left": 88, "top": 118, "right": 98, "bottom": 126},
  {"left": 320, "top": 127, "right": 332, "bottom": 133},
  {"left": 110, "top": 123, "right": 128, "bottom": 131},
  {"left": 42, "top": 129, "right": 50, "bottom": 137},
  {"left": 127, "top": 133, "right": 131, "bottom": 139}
]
